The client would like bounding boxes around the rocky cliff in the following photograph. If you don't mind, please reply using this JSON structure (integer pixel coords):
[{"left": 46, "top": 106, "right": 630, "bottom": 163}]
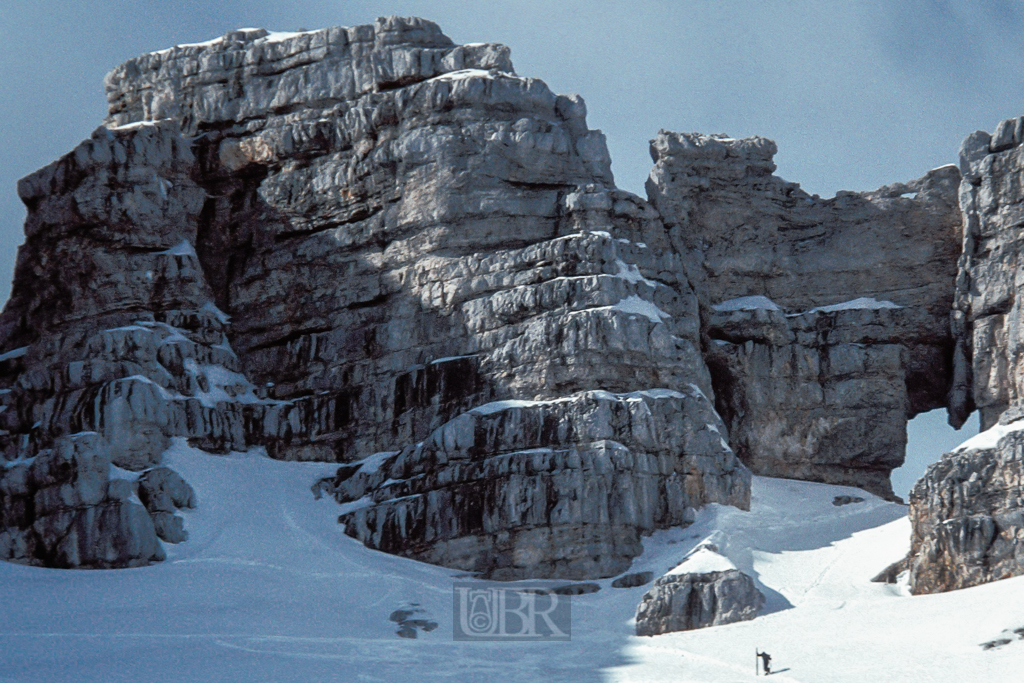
[
  {"left": 2, "top": 17, "right": 1019, "bottom": 591},
  {"left": 906, "top": 117, "right": 1024, "bottom": 593},
  {"left": 0, "top": 18, "right": 748, "bottom": 578},
  {"left": 646, "top": 131, "right": 962, "bottom": 498}
]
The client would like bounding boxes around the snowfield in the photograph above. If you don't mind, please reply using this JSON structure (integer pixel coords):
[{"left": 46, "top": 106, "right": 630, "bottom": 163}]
[{"left": 1, "top": 444, "right": 1021, "bottom": 682}]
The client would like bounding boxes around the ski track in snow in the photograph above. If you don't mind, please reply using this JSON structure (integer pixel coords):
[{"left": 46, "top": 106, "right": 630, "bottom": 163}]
[{"left": 0, "top": 446, "right": 1021, "bottom": 682}]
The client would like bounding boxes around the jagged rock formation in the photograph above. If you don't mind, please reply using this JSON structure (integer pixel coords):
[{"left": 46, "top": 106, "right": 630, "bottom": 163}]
[
  {"left": 315, "top": 388, "right": 747, "bottom": 579},
  {"left": 907, "top": 116, "right": 1024, "bottom": 593},
  {"left": 0, "top": 433, "right": 165, "bottom": 567},
  {"left": 908, "top": 421, "right": 1024, "bottom": 594},
  {"left": 5, "top": 16, "right": 1017, "bottom": 591},
  {"left": 645, "top": 131, "right": 963, "bottom": 498},
  {"left": 634, "top": 544, "right": 764, "bottom": 635},
  {"left": 951, "top": 117, "right": 1024, "bottom": 430},
  {"left": 0, "top": 17, "right": 748, "bottom": 576}
]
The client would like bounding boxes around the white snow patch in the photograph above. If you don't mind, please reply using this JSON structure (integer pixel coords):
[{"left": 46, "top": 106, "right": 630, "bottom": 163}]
[
  {"left": 261, "top": 30, "right": 316, "bottom": 43},
  {"left": 357, "top": 451, "right": 400, "bottom": 475},
  {"left": 799, "top": 297, "right": 902, "bottom": 314},
  {"left": 614, "top": 259, "right": 656, "bottom": 287},
  {"left": 158, "top": 240, "right": 196, "bottom": 257},
  {"left": 107, "top": 120, "right": 160, "bottom": 131},
  {"left": 428, "top": 355, "right": 475, "bottom": 365},
  {"left": 666, "top": 546, "right": 737, "bottom": 575},
  {"left": 470, "top": 399, "right": 543, "bottom": 415},
  {"left": 118, "top": 374, "right": 173, "bottom": 398},
  {"left": 184, "top": 360, "right": 260, "bottom": 407},
  {"left": 0, "top": 347, "right": 28, "bottom": 362},
  {"left": 953, "top": 418, "right": 1024, "bottom": 453},
  {"left": 201, "top": 301, "right": 231, "bottom": 325},
  {"left": 712, "top": 295, "right": 781, "bottom": 312},
  {"left": 610, "top": 295, "right": 670, "bottom": 323},
  {"left": 110, "top": 465, "right": 141, "bottom": 481},
  {"left": 2, "top": 460, "right": 1021, "bottom": 682},
  {"left": 428, "top": 68, "right": 493, "bottom": 82},
  {"left": 625, "top": 388, "right": 686, "bottom": 400},
  {"left": 337, "top": 495, "right": 374, "bottom": 515},
  {"left": 588, "top": 390, "right": 620, "bottom": 401}
]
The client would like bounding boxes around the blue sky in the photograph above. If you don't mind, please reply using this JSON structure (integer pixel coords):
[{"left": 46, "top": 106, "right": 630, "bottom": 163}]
[{"left": 0, "top": 0, "right": 1009, "bottom": 490}]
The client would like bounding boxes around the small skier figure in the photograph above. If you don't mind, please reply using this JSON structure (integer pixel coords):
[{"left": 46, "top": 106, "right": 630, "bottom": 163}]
[{"left": 757, "top": 650, "right": 772, "bottom": 676}]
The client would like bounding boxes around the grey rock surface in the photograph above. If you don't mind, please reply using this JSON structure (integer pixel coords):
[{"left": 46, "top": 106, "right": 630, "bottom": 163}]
[
  {"left": 0, "top": 433, "right": 164, "bottom": 567},
  {"left": 316, "top": 388, "right": 748, "bottom": 579},
  {"left": 647, "top": 130, "right": 963, "bottom": 495},
  {"left": 906, "top": 115, "right": 1024, "bottom": 594},
  {"left": 388, "top": 603, "right": 438, "bottom": 639},
  {"left": 612, "top": 571, "right": 654, "bottom": 588},
  {"left": 635, "top": 567, "right": 764, "bottom": 636},
  {"left": 705, "top": 305, "right": 915, "bottom": 498},
  {"left": 908, "top": 421, "right": 1024, "bottom": 594},
  {"left": 13, "top": 15, "right": 1023, "bottom": 593},
  {"left": 0, "top": 17, "right": 748, "bottom": 576},
  {"left": 952, "top": 116, "right": 1024, "bottom": 429}
]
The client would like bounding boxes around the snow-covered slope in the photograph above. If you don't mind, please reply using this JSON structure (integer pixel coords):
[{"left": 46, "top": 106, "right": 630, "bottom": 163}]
[{"left": 1, "top": 443, "right": 1021, "bottom": 682}]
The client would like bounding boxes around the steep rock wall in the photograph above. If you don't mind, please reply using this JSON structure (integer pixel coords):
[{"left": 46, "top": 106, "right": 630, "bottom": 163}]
[
  {"left": 0, "top": 18, "right": 749, "bottom": 577},
  {"left": 908, "top": 116, "right": 1024, "bottom": 593},
  {"left": 908, "top": 422, "right": 1024, "bottom": 594},
  {"left": 646, "top": 131, "right": 963, "bottom": 498}
]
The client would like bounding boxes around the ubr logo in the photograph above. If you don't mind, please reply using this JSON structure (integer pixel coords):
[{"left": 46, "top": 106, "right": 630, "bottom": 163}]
[{"left": 452, "top": 583, "right": 571, "bottom": 641}]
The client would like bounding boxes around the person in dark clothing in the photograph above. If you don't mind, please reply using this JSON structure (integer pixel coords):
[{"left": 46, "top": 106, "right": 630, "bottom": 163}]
[{"left": 757, "top": 651, "right": 772, "bottom": 675}]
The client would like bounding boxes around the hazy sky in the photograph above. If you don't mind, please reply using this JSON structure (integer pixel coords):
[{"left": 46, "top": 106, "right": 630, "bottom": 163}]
[{"left": 0, "top": 0, "right": 1008, "bottom": 494}]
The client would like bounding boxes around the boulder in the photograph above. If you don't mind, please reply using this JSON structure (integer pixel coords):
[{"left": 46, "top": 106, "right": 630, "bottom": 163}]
[
  {"left": 908, "top": 420, "right": 1024, "bottom": 594},
  {"left": 635, "top": 567, "right": 764, "bottom": 635}
]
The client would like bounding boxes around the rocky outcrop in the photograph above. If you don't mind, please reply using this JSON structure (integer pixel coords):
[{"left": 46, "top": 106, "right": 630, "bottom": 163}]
[
  {"left": 12, "top": 16, "right": 1020, "bottom": 589},
  {"left": 315, "top": 388, "right": 748, "bottom": 579},
  {"left": 0, "top": 17, "right": 749, "bottom": 575},
  {"left": 0, "top": 433, "right": 165, "bottom": 567},
  {"left": 646, "top": 131, "right": 963, "bottom": 497},
  {"left": 908, "top": 419, "right": 1024, "bottom": 594},
  {"left": 705, "top": 302, "right": 913, "bottom": 498},
  {"left": 906, "top": 116, "right": 1024, "bottom": 593},
  {"left": 951, "top": 117, "right": 1024, "bottom": 430},
  {"left": 635, "top": 545, "right": 764, "bottom": 635}
]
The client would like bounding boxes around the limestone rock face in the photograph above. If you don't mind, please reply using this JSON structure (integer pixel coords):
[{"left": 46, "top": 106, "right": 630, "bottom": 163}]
[
  {"left": 907, "top": 116, "right": 1024, "bottom": 593},
  {"left": 908, "top": 421, "right": 1024, "bottom": 594},
  {"left": 705, "top": 304, "right": 913, "bottom": 498},
  {"left": 315, "top": 388, "right": 748, "bottom": 579},
  {"left": 646, "top": 131, "right": 963, "bottom": 496},
  {"left": 635, "top": 566, "right": 764, "bottom": 636},
  {"left": 0, "top": 433, "right": 165, "bottom": 567},
  {"left": 0, "top": 17, "right": 749, "bottom": 576},
  {"left": 952, "top": 117, "right": 1024, "bottom": 430}
]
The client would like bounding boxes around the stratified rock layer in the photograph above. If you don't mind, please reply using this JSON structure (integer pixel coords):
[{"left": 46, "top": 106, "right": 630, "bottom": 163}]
[
  {"left": 908, "top": 422, "right": 1024, "bottom": 594},
  {"left": 0, "top": 17, "right": 748, "bottom": 576},
  {"left": 316, "top": 388, "right": 748, "bottom": 579},
  {"left": 952, "top": 117, "right": 1024, "bottom": 430},
  {"left": 908, "top": 116, "right": 1024, "bottom": 593},
  {"left": 646, "top": 131, "right": 963, "bottom": 498}
]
